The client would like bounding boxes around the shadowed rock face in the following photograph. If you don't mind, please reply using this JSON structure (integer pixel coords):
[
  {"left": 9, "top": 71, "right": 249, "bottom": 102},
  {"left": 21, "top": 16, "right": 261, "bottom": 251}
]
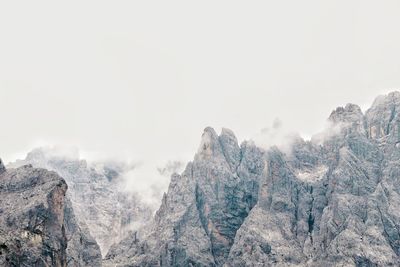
[
  {"left": 105, "top": 92, "right": 400, "bottom": 267},
  {"left": 0, "top": 163, "right": 102, "bottom": 267}
]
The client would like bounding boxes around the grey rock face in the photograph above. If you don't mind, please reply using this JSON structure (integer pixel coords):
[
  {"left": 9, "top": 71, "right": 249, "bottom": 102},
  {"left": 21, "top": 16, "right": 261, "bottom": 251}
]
[
  {"left": 106, "top": 92, "right": 400, "bottom": 267},
  {"left": 0, "top": 163, "right": 101, "bottom": 267},
  {"left": 365, "top": 91, "right": 400, "bottom": 142},
  {"left": 9, "top": 149, "right": 153, "bottom": 255},
  {"left": 226, "top": 94, "right": 400, "bottom": 266}
]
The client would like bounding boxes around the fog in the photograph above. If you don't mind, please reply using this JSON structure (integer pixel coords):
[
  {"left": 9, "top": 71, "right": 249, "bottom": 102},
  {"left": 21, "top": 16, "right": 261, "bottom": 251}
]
[{"left": 1, "top": 1, "right": 400, "bottom": 198}]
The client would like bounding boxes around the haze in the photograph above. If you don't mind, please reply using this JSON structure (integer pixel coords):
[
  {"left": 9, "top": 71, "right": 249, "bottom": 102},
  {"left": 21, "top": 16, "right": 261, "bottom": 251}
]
[{"left": 1, "top": 0, "right": 400, "bottom": 166}]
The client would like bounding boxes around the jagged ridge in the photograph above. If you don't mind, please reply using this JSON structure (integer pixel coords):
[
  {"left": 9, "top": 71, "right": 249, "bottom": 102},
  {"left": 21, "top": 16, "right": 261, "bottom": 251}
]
[{"left": 105, "top": 92, "right": 400, "bottom": 267}]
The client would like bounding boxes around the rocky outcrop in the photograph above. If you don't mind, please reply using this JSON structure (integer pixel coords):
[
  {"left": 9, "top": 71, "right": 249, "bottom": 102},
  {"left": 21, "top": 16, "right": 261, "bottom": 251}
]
[
  {"left": 0, "top": 163, "right": 101, "bottom": 266},
  {"left": 9, "top": 149, "right": 153, "bottom": 255},
  {"left": 105, "top": 92, "right": 400, "bottom": 267}
]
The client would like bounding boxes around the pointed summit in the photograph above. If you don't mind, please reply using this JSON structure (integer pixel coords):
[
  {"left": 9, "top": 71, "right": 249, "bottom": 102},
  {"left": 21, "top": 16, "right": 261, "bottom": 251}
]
[
  {"left": 220, "top": 128, "right": 237, "bottom": 141},
  {"left": 366, "top": 91, "right": 400, "bottom": 140},
  {"left": 329, "top": 103, "right": 363, "bottom": 124},
  {"left": 196, "top": 127, "right": 224, "bottom": 160},
  {"left": 370, "top": 91, "right": 400, "bottom": 110},
  {"left": 328, "top": 103, "right": 365, "bottom": 135},
  {"left": 219, "top": 128, "right": 241, "bottom": 169}
]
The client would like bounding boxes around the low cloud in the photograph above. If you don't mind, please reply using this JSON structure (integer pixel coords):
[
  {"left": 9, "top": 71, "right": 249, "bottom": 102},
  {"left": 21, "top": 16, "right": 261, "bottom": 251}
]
[
  {"left": 9, "top": 144, "right": 186, "bottom": 211},
  {"left": 310, "top": 121, "right": 350, "bottom": 146},
  {"left": 157, "top": 160, "right": 185, "bottom": 177},
  {"left": 119, "top": 159, "right": 186, "bottom": 210},
  {"left": 252, "top": 117, "right": 302, "bottom": 155}
]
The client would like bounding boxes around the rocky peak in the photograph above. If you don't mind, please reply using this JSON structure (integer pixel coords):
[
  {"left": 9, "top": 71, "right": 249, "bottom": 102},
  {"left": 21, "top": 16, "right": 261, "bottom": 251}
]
[
  {"left": 220, "top": 127, "right": 237, "bottom": 142},
  {"left": 370, "top": 91, "right": 400, "bottom": 109},
  {"left": 196, "top": 127, "right": 242, "bottom": 170},
  {"left": 195, "top": 127, "right": 224, "bottom": 160},
  {"left": 365, "top": 91, "right": 400, "bottom": 141},
  {"left": 218, "top": 127, "right": 241, "bottom": 170},
  {"left": 329, "top": 103, "right": 364, "bottom": 126},
  {"left": 326, "top": 103, "right": 366, "bottom": 137}
]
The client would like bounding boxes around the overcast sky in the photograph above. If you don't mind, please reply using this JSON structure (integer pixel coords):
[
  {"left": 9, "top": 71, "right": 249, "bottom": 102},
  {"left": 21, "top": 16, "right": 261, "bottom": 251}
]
[{"left": 1, "top": 1, "right": 400, "bottom": 165}]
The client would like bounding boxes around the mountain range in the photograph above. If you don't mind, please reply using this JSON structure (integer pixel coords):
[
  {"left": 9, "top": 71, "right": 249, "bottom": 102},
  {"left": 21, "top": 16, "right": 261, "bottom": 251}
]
[{"left": 2, "top": 92, "right": 400, "bottom": 266}]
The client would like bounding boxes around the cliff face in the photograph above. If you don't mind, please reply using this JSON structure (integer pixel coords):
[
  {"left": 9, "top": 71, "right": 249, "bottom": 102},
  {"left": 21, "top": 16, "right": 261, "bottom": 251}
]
[
  {"left": 105, "top": 92, "right": 400, "bottom": 267},
  {"left": 9, "top": 150, "right": 153, "bottom": 256},
  {"left": 0, "top": 163, "right": 102, "bottom": 267}
]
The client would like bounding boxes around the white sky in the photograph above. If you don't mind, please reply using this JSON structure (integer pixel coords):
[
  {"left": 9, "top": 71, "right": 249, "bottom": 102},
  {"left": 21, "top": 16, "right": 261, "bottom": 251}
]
[{"left": 1, "top": 1, "right": 400, "bottom": 164}]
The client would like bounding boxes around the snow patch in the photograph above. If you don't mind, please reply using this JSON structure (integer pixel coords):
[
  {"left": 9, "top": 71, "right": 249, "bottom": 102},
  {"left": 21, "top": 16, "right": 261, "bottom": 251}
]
[{"left": 297, "top": 165, "right": 328, "bottom": 182}]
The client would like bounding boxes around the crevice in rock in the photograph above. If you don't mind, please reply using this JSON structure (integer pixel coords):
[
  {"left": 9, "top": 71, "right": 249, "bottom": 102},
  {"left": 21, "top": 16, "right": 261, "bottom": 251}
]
[
  {"left": 195, "top": 184, "right": 209, "bottom": 233},
  {"left": 195, "top": 175, "right": 260, "bottom": 266},
  {"left": 377, "top": 206, "right": 400, "bottom": 257},
  {"left": 195, "top": 184, "right": 217, "bottom": 264},
  {"left": 291, "top": 186, "right": 300, "bottom": 237},
  {"left": 307, "top": 186, "right": 315, "bottom": 244},
  {"left": 222, "top": 178, "right": 260, "bottom": 262},
  {"left": 386, "top": 105, "right": 396, "bottom": 135},
  {"left": 354, "top": 255, "right": 378, "bottom": 267}
]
